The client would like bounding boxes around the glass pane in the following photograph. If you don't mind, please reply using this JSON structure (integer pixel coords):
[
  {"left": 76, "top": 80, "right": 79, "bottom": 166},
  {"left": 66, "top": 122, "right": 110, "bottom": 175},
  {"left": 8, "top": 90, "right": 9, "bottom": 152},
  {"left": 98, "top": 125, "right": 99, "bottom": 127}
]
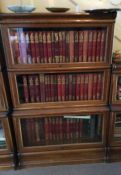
[
  {"left": 9, "top": 27, "right": 108, "bottom": 64},
  {"left": 0, "top": 121, "right": 7, "bottom": 149},
  {"left": 16, "top": 72, "right": 104, "bottom": 104},
  {"left": 116, "top": 76, "right": 121, "bottom": 100},
  {"left": 21, "top": 114, "right": 102, "bottom": 147},
  {"left": 114, "top": 113, "right": 121, "bottom": 141}
]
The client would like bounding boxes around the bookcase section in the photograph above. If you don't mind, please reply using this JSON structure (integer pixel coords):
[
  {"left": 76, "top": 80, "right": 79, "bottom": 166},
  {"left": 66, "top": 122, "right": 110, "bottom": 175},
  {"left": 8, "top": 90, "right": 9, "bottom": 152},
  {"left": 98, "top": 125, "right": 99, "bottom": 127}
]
[
  {"left": 8, "top": 27, "right": 108, "bottom": 65},
  {"left": 9, "top": 69, "right": 109, "bottom": 109},
  {"left": 13, "top": 110, "right": 108, "bottom": 166}
]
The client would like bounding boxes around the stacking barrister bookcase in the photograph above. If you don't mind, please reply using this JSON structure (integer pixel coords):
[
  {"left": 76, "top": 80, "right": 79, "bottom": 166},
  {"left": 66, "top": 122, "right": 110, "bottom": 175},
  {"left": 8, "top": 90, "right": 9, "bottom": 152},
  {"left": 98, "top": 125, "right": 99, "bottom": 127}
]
[
  {"left": 0, "top": 68, "right": 14, "bottom": 169},
  {"left": 0, "top": 12, "right": 117, "bottom": 167},
  {"left": 109, "top": 64, "right": 121, "bottom": 162}
]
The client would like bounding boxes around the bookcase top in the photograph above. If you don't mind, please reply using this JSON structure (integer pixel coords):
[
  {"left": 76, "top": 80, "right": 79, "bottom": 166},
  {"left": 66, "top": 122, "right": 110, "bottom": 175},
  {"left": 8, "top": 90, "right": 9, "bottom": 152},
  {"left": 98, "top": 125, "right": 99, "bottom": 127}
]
[{"left": 0, "top": 12, "right": 117, "bottom": 24}]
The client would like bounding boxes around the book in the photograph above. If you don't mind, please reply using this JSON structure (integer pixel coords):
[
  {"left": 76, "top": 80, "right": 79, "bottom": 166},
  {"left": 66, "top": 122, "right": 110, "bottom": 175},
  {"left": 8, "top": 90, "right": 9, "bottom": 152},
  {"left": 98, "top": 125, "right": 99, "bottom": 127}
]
[
  {"left": 34, "top": 75, "right": 40, "bottom": 102},
  {"left": 34, "top": 32, "right": 40, "bottom": 63},
  {"left": 69, "top": 31, "right": 74, "bottom": 62},
  {"left": 74, "top": 31, "right": 79, "bottom": 62},
  {"left": 83, "top": 30, "right": 88, "bottom": 62},
  {"left": 30, "top": 32, "right": 36, "bottom": 63},
  {"left": 28, "top": 75, "right": 35, "bottom": 103},
  {"left": 22, "top": 75, "right": 29, "bottom": 103},
  {"left": 19, "top": 31, "right": 28, "bottom": 64},
  {"left": 78, "top": 31, "right": 84, "bottom": 62},
  {"left": 25, "top": 32, "right": 32, "bottom": 64},
  {"left": 38, "top": 31, "right": 44, "bottom": 63}
]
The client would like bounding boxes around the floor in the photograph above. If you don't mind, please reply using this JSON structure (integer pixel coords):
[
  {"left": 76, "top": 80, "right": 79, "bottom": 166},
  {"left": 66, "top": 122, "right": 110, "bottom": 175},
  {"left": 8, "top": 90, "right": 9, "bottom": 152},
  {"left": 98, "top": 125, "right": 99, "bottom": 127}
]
[{"left": 0, "top": 162, "right": 121, "bottom": 175}]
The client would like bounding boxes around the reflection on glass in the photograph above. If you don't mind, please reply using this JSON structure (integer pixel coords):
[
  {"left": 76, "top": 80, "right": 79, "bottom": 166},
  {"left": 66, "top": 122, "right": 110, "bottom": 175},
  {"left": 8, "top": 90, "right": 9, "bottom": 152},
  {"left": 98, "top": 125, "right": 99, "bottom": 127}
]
[
  {"left": 114, "top": 114, "right": 121, "bottom": 140},
  {"left": 21, "top": 114, "right": 102, "bottom": 147},
  {"left": 9, "top": 27, "right": 107, "bottom": 65},
  {"left": 0, "top": 121, "right": 6, "bottom": 149}
]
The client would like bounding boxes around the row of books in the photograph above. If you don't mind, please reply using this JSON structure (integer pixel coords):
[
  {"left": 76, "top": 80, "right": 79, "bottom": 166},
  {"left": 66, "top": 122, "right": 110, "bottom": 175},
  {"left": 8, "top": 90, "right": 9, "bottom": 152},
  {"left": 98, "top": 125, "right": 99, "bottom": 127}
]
[
  {"left": 21, "top": 115, "right": 102, "bottom": 147},
  {"left": 10, "top": 28, "right": 107, "bottom": 64},
  {"left": 17, "top": 73, "right": 104, "bottom": 103}
]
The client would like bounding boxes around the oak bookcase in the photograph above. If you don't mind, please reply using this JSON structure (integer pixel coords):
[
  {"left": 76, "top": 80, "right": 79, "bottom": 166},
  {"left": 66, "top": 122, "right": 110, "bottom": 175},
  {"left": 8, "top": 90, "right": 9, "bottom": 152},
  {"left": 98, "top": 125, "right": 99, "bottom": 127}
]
[{"left": 0, "top": 12, "right": 120, "bottom": 168}]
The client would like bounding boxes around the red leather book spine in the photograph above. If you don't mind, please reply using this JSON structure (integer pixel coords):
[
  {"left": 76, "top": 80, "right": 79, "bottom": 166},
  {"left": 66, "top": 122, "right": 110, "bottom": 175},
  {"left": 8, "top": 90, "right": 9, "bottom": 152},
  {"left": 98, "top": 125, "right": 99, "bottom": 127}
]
[
  {"left": 43, "top": 32, "right": 48, "bottom": 63},
  {"left": 69, "top": 74, "right": 73, "bottom": 101},
  {"left": 92, "top": 74, "right": 98, "bottom": 100},
  {"left": 61, "top": 74, "right": 65, "bottom": 101},
  {"left": 69, "top": 31, "right": 74, "bottom": 62},
  {"left": 78, "top": 31, "right": 84, "bottom": 62},
  {"left": 53, "top": 74, "right": 58, "bottom": 101},
  {"left": 65, "top": 74, "right": 69, "bottom": 101},
  {"left": 39, "top": 73, "right": 45, "bottom": 102},
  {"left": 76, "top": 74, "right": 80, "bottom": 100},
  {"left": 97, "top": 73, "right": 103, "bottom": 100},
  {"left": 47, "top": 32, "right": 52, "bottom": 63},
  {"left": 22, "top": 75, "right": 29, "bottom": 103},
  {"left": 65, "top": 31, "right": 70, "bottom": 62},
  {"left": 74, "top": 31, "right": 79, "bottom": 62},
  {"left": 100, "top": 29, "right": 107, "bottom": 62},
  {"left": 34, "top": 32, "right": 40, "bottom": 63},
  {"left": 50, "top": 75, "right": 54, "bottom": 102},
  {"left": 58, "top": 32, "right": 63, "bottom": 63},
  {"left": 72, "top": 74, "right": 76, "bottom": 100},
  {"left": 66, "top": 118, "right": 70, "bottom": 143},
  {"left": 96, "top": 30, "right": 101, "bottom": 62},
  {"left": 92, "top": 30, "right": 97, "bottom": 62},
  {"left": 35, "top": 118, "right": 40, "bottom": 143},
  {"left": 47, "top": 75, "right": 51, "bottom": 102},
  {"left": 87, "top": 30, "right": 93, "bottom": 62},
  {"left": 61, "top": 31, "right": 66, "bottom": 63},
  {"left": 54, "top": 32, "right": 60, "bottom": 63},
  {"left": 80, "top": 74, "right": 84, "bottom": 100},
  {"left": 88, "top": 73, "right": 93, "bottom": 100},
  {"left": 34, "top": 75, "right": 40, "bottom": 102},
  {"left": 38, "top": 31, "right": 44, "bottom": 63},
  {"left": 30, "top": 32, "right": 36, "bottom": 63},
  {"left": 28, "top": 75, "right": 35, "bottom": 103},
  {"left": 45, "top": 75, "right": 49, "bottom": 102},
  {"left": 83, "top": 30, "right": 88, "bottom": 62},
  {"left": 58, "top": 74, "right": 62, "bottom": 101}
]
